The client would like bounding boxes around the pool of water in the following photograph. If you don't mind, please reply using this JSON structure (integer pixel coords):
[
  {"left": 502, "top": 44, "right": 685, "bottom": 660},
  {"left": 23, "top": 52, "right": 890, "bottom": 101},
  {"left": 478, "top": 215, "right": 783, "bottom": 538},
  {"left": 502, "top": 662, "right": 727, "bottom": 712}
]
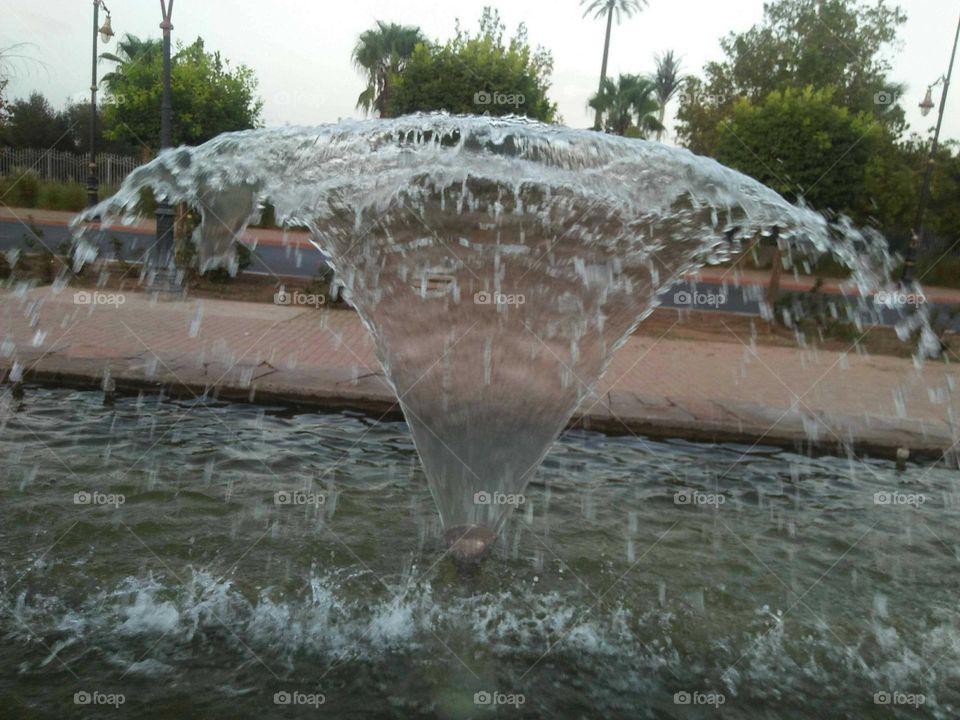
[{"left": 1, "top": 386, "right": 958, "bottom": 718}]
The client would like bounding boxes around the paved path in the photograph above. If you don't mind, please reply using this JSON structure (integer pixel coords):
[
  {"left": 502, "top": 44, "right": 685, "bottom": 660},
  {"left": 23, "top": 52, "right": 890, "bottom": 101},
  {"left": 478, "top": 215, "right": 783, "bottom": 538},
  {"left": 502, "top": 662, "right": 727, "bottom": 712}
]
[{"left": 1, "top": 288, "right": 957, "bottom": 462}]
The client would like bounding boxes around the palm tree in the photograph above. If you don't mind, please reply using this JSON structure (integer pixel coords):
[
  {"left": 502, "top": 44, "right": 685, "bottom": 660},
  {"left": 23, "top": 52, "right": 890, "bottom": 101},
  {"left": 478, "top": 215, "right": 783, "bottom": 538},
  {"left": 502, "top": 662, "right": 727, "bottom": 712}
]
[
  {"left": 588, "top": 74, "right": 663, "bottom": 137},
  {"left": 99, "top": 34, "right": 161, "bottom": 93},
  {"left": 352, "top": 21, "right": 424, "bottom": 118},
  {"left": 652, "top": 50, "right": 683, "bottom": 141},
  {"left": 581, "top": 0, "right": 648, "bottom": 130}
]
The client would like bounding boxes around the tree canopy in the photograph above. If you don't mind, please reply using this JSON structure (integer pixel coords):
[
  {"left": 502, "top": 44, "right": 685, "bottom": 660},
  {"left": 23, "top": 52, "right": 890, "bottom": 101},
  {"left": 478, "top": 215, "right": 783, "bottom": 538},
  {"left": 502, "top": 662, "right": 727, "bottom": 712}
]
[
  {"left": 676, "top": 0, "right": 906, "bottom": 154},
  {"left": 100, "top": 35, "right": 262, "bottom": 152},
  {"left": 388, "top": 8, "right": 557, "bottom": 122},
  {"left": 714, "top": 86, "right": 882, "bottom": 213},
  {"left": 352, "top": 21, "right": 425, "bottom": 118},
  {"left": 0, "top": 92, "right": 71, "bottom": 150},
  {"left": 588, "top": 74, "right": 662, "bottom": 137}
]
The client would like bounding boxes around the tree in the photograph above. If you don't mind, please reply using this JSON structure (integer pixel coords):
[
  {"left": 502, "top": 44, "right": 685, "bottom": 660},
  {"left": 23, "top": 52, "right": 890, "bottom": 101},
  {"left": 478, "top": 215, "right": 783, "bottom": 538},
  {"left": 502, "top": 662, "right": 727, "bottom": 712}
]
[
  {"left": 352, "top": 21, "right": 425, "bottom": 118},
  {"left": 861, "top": 137, "right": 960, "bottom": 254},
  {"left": 676, "top": 0, "right": 906, "bottom": 154},
  {"left": 588, "top": 74, "right": 662, "bottom": 137},
  {"left": 389, "top": 8, "right": 557, "bottom": 122},
  {"left": 581, "top": 0, "right": 647, "bottom": 130},
  {"left": 100, "top": 35, "right": 262, "bottom": 153},
  {"left": 0, "top": 92, "right": 70, "bottom": 149},
  {"left": 713, "top": 86, "right": 882, "bottom": 214},
  {"left": 99, "top": 34, "right": 162, "bottom": 90},
  {"left": 652, "top": 50, "right": 683, "bottom": 142},
  {"left": 59, "top": 100, "right": 138, "bottom": 155},
  {"left": 0, "top": 43, "right": 38, "bottom": 127}
]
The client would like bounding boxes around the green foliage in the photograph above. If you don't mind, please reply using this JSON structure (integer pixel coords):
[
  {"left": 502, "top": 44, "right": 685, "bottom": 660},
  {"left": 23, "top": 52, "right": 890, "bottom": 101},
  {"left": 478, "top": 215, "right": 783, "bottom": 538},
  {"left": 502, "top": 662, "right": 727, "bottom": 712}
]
[
  {"left": 652, "top": 50, "right": 684, "bottom": 140},
  {"left": 676, "top": 0, "right": 906, "bottom": 154},
  {"left": 861, "top": 138, "right": 960, "bottom": 253},
  {"left": 0, "top": 167, "right": 40, "bottom": 207},
  {"left": 101, "top": 35, "right": 263, "bottom": 151},
  {"left": 914, "top": 255, "right": 960, "bottom": 290},
  {"left": 0, "top": 93, "right": 71, "bottom": 149},
  {"left": 714, "top": 86, "right": 882, "bottom": 213},
  {"left": 589, "top": 74, "right": 662, "bottom": 137},
  {"left": 37, "top": 181, "right": 86, "bottom": 211},
  {"left": 580, "top": 0, "right": 647, "bottom": 22},
  {"left": 353, "top": 21, "right": 425, "bottom": 117},
  {"left": 389, "top": 8, "right": 557, "bottom": 121},
  {"left": 0, "top": 174, "right": 114, "bottom": 212},
  {"left": 0, "top": 89, "right": 136, "bottom": 154},
  {"left": 581, "top": 1, "right": 649, "bottom": 130}
]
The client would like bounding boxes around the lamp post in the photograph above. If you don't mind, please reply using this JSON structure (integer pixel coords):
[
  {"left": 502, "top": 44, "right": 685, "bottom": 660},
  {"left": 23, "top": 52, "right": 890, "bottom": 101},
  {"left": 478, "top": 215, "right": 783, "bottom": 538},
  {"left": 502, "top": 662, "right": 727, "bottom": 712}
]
[
  {"left": 901, "top": 11, "right": 960, "bottom": 284},
  {"left": 153, "top": 0, "right": 176, "bottom": 287},
  {"left": 87, "top": 0, "right": 114, "bottom": 208}
]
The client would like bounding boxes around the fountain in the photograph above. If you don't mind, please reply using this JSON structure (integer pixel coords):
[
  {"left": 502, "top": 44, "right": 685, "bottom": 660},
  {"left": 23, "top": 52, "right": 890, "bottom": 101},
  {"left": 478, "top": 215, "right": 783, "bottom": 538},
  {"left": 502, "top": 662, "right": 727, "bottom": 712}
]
[{"left": 72, "top": 113, "right": 937, "bottom": 563}]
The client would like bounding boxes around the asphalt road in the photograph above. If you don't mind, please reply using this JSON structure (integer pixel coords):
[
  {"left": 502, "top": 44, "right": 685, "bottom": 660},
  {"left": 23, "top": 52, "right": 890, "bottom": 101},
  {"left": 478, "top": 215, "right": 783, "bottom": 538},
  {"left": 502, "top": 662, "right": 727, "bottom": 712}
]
[{"left": 2, "top": 218, "right": 955, "bottom": 329}]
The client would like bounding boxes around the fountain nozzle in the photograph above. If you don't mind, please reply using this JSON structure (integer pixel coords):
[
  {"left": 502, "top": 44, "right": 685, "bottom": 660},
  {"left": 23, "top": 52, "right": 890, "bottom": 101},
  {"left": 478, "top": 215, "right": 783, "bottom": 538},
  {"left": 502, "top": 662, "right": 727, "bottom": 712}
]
[{"left": 444, "top": 525, "right": 496, "bottom": 565}]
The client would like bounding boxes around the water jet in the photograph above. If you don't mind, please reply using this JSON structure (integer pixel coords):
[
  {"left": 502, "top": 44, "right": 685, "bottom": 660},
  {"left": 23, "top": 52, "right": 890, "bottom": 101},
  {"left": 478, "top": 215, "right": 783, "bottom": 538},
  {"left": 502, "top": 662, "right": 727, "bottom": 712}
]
[{"left": 71, "top": 113, "right": 936, "bottom": 562}]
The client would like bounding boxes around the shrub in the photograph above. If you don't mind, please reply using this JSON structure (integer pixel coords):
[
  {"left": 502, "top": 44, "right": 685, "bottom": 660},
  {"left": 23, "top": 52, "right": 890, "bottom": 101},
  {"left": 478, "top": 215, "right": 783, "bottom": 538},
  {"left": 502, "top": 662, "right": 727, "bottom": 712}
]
[
  {"left": 37, "top": 181, "right": 86, "bottom": 211},
  {"left": 0, "top": 168, "right": 41, "bottom": 207},
  {"left": 914, "top": 254, "right": 960, "bottom": 289}
]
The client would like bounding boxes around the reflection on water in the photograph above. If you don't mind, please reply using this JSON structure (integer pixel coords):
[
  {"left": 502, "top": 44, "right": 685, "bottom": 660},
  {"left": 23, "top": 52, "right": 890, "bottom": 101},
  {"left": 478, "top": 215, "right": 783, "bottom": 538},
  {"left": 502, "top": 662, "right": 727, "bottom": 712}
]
[{"left": 1, "top": 387, "right": 959, "bottom": 718}]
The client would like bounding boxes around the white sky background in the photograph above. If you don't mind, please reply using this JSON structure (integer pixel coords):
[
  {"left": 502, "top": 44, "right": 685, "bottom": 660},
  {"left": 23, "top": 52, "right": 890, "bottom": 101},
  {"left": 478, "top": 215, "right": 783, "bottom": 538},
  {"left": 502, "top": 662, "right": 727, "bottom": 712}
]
[{"left": 2, "top": 0, "right": 958, "bottom": 146}]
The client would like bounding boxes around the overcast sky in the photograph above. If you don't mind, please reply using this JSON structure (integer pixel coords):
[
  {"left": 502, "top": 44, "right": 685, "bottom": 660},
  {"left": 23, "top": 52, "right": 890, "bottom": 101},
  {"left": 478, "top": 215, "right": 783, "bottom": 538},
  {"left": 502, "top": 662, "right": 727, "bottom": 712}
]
[{"left": 3, "top": 0, "right": 958, "bottom": 145}]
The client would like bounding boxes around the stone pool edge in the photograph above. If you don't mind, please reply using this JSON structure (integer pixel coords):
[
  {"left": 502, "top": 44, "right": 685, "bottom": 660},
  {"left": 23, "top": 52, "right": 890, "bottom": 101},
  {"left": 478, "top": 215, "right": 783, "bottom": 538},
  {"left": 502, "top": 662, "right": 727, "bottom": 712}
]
[{"left": 2, "top": 353, "right": 954, "bottom": 464}]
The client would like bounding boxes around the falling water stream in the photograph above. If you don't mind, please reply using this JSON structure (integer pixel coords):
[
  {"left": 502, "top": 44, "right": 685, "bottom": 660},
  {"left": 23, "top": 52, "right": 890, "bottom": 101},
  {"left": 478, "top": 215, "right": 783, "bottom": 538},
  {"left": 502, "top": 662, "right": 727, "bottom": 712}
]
[{"left": 72, "top": 113, "right": 937, "bottom": 560}]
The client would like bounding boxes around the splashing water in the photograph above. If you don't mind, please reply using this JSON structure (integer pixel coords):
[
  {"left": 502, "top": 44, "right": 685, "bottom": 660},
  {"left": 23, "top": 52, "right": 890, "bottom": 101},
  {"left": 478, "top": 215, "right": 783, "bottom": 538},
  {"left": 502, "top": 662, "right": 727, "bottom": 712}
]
[{"left": 72, "top": 113, "right": 937, "bottom": 558}]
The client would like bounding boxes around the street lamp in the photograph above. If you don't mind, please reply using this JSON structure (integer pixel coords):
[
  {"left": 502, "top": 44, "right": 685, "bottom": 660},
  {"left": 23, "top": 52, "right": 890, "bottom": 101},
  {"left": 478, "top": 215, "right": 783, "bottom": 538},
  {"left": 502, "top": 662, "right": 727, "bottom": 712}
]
[
  {"left": 153, "top": 0, "right": 176, "bottom": 290},
  {"left": 901, "top": 12, "right": 960, "bottom": 284},
  {"left": 87, "top": 0, "right": 114, "bottom": 208}
]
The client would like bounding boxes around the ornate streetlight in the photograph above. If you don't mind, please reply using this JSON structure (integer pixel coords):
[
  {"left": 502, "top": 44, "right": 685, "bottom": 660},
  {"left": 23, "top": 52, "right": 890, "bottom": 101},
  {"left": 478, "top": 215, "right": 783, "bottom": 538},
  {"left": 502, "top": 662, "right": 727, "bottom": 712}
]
[
  {"left": 152, "top": 0, "right": 176, "bottom": 290},
  {"left": 901, "top": 12, "right": 960, "bottom": 284},
  {"left": 87, "top": 0, "right": 114, "bottom": 208}
]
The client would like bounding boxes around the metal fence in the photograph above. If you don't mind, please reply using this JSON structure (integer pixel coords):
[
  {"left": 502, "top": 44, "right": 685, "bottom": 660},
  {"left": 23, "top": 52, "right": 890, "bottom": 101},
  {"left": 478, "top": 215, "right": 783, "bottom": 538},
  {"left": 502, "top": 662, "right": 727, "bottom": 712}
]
[{"left": 0, "top": 147, "right": 140, "bottom": 186}]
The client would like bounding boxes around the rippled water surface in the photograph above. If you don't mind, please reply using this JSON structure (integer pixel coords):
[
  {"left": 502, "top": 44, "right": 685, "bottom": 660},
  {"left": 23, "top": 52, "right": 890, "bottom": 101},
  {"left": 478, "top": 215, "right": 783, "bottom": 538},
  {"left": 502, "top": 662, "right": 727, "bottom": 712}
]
[{"left": 1, "top": 386, "right": 959, "bottom": 718}]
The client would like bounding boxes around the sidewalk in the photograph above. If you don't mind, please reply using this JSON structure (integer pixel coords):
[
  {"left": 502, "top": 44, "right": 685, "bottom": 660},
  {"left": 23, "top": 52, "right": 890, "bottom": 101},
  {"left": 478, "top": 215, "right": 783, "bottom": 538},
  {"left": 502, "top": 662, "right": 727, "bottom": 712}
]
[
  {"left": 1, "top": 288, "right": 957, "bottom": 461},
  {"left": 5, "top": 206, "right": 960, "bottom": 303}
]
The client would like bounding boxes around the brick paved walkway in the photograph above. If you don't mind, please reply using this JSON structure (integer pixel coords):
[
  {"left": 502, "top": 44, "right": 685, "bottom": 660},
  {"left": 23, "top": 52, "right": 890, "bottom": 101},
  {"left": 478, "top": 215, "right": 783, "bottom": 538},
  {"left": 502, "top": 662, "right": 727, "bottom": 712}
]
[{"left": 1, "top": 287, "right": 957, "bottom": 461}]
